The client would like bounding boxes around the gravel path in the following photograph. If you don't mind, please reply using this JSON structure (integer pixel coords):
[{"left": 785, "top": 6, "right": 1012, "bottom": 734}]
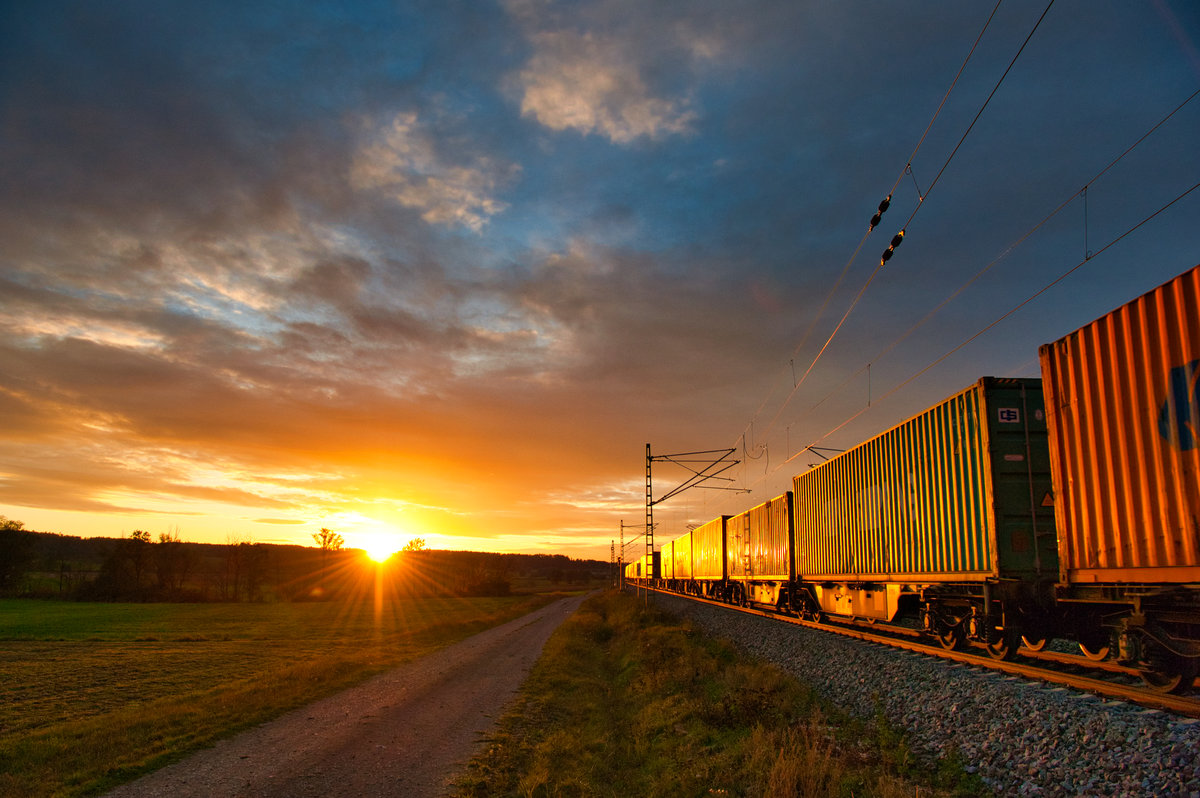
[
  {"left": 651, "top": 591, "right": 1200, "bottom": 797},
  {"left": 104, "top": 593, "right": 590, "bottom": 798}
]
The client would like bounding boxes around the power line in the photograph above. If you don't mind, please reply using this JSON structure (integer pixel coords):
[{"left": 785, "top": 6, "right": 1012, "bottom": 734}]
[
  {"left": 734, "top": 4, "right": 1008, "bottom": 460},
  {"left": 733, "top": 1, "right": 1024, "bottom": 459},
  {"left": 892, "top": 0, "right": 1056, "bottom": 239},
  {"left": 717, "top": 98, "right": 1200, "bottom": 503},
  {"left": 703, "top": 6, "right": 1189, "bottom": 525},
  {"left": 723, "top": 28, "right": 1193, "bottom": 511},
  {"left": 882, "top": 0, "right": 1006, "bottom": 210},
  {"left": 787, "top": 86, "right": 1200, "bottom": 441},
  {"left": 783, "top": 178, "right": 1200, "bottom": 471}
]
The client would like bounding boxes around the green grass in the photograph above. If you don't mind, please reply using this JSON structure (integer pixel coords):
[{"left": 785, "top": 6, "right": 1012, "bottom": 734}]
[
  {"left": 453, "top": 591, "right": 984, "bottom": 798},
  {"left": 0, "top": 594, "right": 560, "bottom": 798}
]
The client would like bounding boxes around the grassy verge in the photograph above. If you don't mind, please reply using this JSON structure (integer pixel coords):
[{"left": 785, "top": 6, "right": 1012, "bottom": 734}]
[
  {"left": 0, "top": 593, "right": 561, "bottom": 798},
  {"left": 453, "top": 590, "right": 985, "bottom": 798}
]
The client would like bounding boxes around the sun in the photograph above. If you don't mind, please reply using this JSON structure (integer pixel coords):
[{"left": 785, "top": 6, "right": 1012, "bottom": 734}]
[{"left": 364, "top": 538, "right": 396, "bottom": 563}]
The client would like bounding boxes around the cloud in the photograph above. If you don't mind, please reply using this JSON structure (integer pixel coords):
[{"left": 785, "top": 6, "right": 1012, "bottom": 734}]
[
  {"left": 2, "top": 0, "right": 1194, "bottom": 558},
  {"left": 350, "top": 111, "right": 518, "bottom": 231},
  {"left": 514, "top": 29, "right": 699, "bottom": 143}
]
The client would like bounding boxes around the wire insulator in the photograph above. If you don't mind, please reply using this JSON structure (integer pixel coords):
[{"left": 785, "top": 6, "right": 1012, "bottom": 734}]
[
  {"left": 880, "top": 229, "right": 905, "bottom": 266},
  {"left": 868, "top": 194, "right": 892, "bottom": 231}
]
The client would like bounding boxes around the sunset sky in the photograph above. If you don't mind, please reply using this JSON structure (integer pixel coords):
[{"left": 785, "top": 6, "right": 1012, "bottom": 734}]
[{"left": 2, "top": 1, "right": 1198, "bottom": 560}]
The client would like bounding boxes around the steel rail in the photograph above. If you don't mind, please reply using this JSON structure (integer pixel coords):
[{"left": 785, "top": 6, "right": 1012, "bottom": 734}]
[{"left": 642, "top": 586, "right": 1200, "bottom": 719}]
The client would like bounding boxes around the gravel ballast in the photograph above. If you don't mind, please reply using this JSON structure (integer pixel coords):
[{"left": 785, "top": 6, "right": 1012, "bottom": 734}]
[{"left": 649, "top": 591, "right": 1200, "bottom": 797}]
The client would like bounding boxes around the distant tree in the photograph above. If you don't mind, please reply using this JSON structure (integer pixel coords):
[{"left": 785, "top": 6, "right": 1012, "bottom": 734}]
[
  {"left": 310, "top": 528, "right": 344, "bottom": 599},
  {"left": 154, "top": 530, "right": 197, "bottom": 595},
  {"left": 241, "top": 542, "right": 270, "bottom": 602},
  {"left": 89, "top": 530, "right": 155, "bottom": 600},
  {"left": 402, "top": 537, "right": 426, "bottom": 552},
  {"left": 0, "top": 517, "right": 36, "bottom": 593},
  {"left": 222, "top": 533, "right": 252, "bottom": 601},
  {"left": 123, "top": 530, "right": 153, "bottom": 595},
  {"left": 313, "top": 528, "right": 344, "bottom": 551}
]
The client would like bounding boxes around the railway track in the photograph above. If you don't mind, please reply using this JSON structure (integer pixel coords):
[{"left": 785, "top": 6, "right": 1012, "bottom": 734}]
[{"left": 641, "top": 586, "right": 1200, "bottom": 718}]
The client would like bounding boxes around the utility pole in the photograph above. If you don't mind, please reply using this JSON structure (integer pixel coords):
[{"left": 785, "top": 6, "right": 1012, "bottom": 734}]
[
  {"left": 610, "top": 539, "right": 616, "bottom": 587},
  {"left": 619, "top": 520, "right": 625, "bottom": 590},
  {"left": 642, "top": 443, "right": 743, "bottom": 604},
  {"left": 645, "top": 443, "right": 654, "bottom": 593}
]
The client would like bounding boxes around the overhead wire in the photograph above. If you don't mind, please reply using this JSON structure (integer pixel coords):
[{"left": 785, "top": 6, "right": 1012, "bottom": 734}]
[
  {"left": 736, "top": 0, "right": 1048, "bottom": 472},
  {"left": 723, "top": 83, "right": 1200, "bottom": 497},
  {"left": 729, "top": 0, "right": 1008, "bottom": 468},
  {"left": 784, "top": 85, "right": 1200, "bottom": 428},
  {"left": 895, "top": 0, "right": 1056, "bottom": 234},
  {"left": 784, "top": 177, "right": 1200, "bottom": 467},
  {"left": 704, "top": 3, "right": 1188, "bottom": 524}
]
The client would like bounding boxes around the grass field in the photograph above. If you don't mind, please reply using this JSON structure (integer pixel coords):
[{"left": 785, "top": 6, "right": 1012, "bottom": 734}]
[{"left": 0, "top": 593, "right": 563, "bottom": 798}]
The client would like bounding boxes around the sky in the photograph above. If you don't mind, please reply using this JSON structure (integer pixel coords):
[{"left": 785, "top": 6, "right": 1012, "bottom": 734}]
[{"left": 1, "top": 0, "right": 1198, "bottom": 560}]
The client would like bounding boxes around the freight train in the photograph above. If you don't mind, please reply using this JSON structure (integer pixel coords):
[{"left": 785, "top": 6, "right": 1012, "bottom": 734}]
[{"left": 626, "top": 264, "right": 1200, "bottom": 694}]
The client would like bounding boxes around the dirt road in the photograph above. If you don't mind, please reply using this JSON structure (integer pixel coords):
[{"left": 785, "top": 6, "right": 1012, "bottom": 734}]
[{"left": 105, "top": 593, "right": 590, "bottom": 798}]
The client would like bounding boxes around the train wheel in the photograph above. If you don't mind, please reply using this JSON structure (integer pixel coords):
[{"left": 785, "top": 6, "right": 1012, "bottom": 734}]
[
  {"left": 1078, "top": 642, "right": 1110, "bottom": 662},
  {"left": 937, "top": 623, "right": 966, "bottom": 651},
  {"left": 1140, "top": 652, "right": 1198, "bottom": 695},
  {"left": 1020, "top": 634, "right": 1049, "bottom": 652},
  {"left": 985, "top": 629, "right": 1019, "bottom": 661}
]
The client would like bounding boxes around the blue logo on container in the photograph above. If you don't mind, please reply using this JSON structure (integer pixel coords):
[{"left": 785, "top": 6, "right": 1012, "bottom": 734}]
[{"left": 1159, "top": 360, "right": 1200, "bottom": 451}]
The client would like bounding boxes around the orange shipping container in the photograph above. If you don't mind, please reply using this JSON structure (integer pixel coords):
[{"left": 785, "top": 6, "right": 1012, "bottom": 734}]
[{"left": 1040, "top": 264, "right": 1200, "bottom": 584}]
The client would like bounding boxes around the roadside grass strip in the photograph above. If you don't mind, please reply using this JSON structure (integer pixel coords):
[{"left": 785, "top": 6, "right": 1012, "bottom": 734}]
[{"left": 454, "top": 591, "right": 984, "bottom": 798}]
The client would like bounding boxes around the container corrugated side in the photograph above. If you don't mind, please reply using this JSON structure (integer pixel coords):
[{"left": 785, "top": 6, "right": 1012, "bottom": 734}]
[
  {"left": 727, "top": 493, "right": 792, "bottom": 581},
  {"left": 1040, "top": 264, "right": 1200, "bottom": 583},
  {"left": 792, "top": 377, "right": 1054, "bottom": 582},
  {"left": 660, "top": 541, "right": 675, "bottom": 580},
  {"left": 726, "top": 511, "right": 748, "bottom": 580},
  {"left": 692, "top": 516, "right": 726, "bottom": 580},
  {"left": 673, "top": 531, "right": 693, "bottom": 579}
]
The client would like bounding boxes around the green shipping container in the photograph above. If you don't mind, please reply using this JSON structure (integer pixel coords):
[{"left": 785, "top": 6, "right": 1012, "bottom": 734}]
[{"left": 792, "top": 377, "right": 1057, "bottom": 583}]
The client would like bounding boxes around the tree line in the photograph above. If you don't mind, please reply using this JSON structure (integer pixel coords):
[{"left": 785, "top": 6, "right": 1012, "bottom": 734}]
[{"left": 0, "top": 518, "right": 607, "bottom": 602}]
